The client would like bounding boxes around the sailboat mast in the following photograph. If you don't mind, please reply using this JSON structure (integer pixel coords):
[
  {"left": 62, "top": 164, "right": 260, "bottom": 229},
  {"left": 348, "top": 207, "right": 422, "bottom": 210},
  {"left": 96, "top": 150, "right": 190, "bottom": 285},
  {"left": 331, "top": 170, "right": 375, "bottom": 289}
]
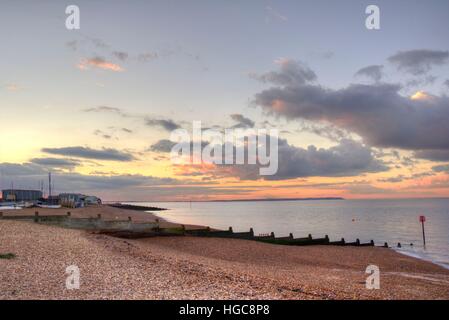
[{"left": 48, "top": 172, "right": 52, "bottom": 198}]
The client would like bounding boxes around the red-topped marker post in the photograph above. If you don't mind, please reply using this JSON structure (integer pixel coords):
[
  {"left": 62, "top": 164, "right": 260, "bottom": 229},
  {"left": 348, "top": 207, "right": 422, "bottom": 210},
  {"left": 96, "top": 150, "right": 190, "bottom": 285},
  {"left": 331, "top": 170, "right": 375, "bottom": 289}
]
[{"left": 419, "top": 215, "right": 426, "bottom": 248}]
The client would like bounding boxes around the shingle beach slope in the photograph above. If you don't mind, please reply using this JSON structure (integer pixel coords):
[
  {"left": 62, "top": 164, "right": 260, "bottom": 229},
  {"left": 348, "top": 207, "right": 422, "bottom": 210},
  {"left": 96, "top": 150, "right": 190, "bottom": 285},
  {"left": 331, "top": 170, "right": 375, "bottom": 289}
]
[{"left": 1, "top": 210, "right": 449, "bottom": 299}]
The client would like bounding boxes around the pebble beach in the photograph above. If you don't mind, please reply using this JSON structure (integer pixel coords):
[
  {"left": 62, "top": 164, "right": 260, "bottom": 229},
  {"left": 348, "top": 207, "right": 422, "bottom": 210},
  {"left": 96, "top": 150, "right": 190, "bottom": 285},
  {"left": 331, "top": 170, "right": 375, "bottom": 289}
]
[{"left": 1, "top": 206, "right": 449, "bottom": 300}]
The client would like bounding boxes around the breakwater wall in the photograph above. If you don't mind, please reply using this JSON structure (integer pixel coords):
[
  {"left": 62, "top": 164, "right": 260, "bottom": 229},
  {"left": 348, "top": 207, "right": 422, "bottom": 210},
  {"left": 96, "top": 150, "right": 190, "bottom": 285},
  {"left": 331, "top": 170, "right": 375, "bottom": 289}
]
[
  {"left": 0, "top": 211, "right": 387, "bottom": 247},
  {"left": 0, "top": 211, "right": 158, "bottom": 232}
]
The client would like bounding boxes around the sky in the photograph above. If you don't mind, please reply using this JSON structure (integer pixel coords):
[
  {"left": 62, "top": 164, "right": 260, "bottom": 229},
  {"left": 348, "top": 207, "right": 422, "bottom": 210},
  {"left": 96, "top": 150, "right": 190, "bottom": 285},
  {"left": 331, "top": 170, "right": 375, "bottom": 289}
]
[{"left": 1, "top": 0, "right": 449, "bottom": 201}]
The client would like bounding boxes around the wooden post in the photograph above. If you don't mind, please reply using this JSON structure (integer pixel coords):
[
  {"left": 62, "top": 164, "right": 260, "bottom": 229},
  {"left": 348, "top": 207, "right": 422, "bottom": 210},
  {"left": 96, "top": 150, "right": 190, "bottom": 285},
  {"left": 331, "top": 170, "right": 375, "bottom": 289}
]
[
  {"left": 228, "top": 226, "right": 233, "bottom": 233},
  {"left": 356, "top": 238, "right": 360, "bottom": 246},
  {"left": 0, "top": 212, "right": 3, "bottom": 219},
  {"left": 308, "top": 234, "right": 312, "bottom": 240},
  {"left": 249, "top": 228, "right": 254, "bottom": 237},
  {"left": 97, "top": 214, "right": 101, "bottom": 219},
  {"left": 270, "top": 232, "right": 275, "bottom": 238},
  {"left": 128, "top": 216, "right": 132, "bottom": 222},
  {"left": 67, "top": 212, "right": 71, "bottom": 217},
  {"left": 420, "top": 216, "right": 426, "bottom": 248},
  {"left": 289, "top": 233, "right": 293, "bottom": 239}
]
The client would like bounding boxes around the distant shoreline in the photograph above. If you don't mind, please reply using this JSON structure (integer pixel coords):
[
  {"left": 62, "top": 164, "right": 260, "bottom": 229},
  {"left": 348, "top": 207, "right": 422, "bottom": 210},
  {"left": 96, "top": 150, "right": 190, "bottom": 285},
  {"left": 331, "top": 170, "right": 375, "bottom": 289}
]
[
  {"left": 105, "top": 197, "right": 449, "bottom": 203},
  {"left": 108, "top": 197, "right": 345, "bottom": 203}
]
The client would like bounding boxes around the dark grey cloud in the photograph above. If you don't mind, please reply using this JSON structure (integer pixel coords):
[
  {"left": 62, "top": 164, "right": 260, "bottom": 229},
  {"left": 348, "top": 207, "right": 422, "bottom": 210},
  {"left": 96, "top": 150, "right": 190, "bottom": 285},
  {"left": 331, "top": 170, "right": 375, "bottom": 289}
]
[
  {"left": 29, "top": 157, "right": 80, "bottom": 169},
  {"left": 445, "top": 79, "right": 449, "bottom": 88},
  {"left": 378, "top": 175, "right": 404, "bottom": 183},
  {"left": 250, "top": 59, "right": 316, "bottom": 86},
  {"left": 0, "top": 163, "right": 46, "bottom": 176},
  {"left": 146, "top": 118, "right": 181, "bottom": 131},
  {"left": 176, "top": 138, "right": 388, "bottom": 181},
  {"left": 388, "top": 49, "right": 449, "bottom": 75},
  {"left": 93, "top": 130, "right": 112, "bottom": 139},
  {"left": 432, "top": 164, "right": 449, "bottom": 173},
  {"left": 354, "top": 65, "right": 384, "bottom": 82},
  {"left": 41, "top": 146, "right": 135, "bottom": 161},
  {"left": 83, "top": 106, "right": 129, "bottom": 117},
  {"left": 0, "top": 162, "right": 172, "bottom": 192},
  {"left": 0, "top": 162, "right": 232, "bottom": 201},
  {"left": 148, "top": 139, "right": 176, "bottom": 153},
  {"left": 404, "top": 75, "right": 438, "bottom": 89},
  {"left": 112, "top": 51, "right": 129, "bottom": 61},
  {"left": 230, "top": 114, "right": 255, "bottom": 129},
  {"left": 254, "top": 70, "right": 449, "bottom": 150},
  {"left": 298, "top": 122, "right": 349, "bottom": 142},
  {"left": 149, "top": 139, "right": 210, "bottom": 154},
  {"left": 121, "top": 128, "right": 133, "bottom": 133},
  {"left": 137, "top": 52, "right": 159, "bottom": 62},
  {"left": 259, "top": 138, "right": 388, "bottom": 180},
  {"left": 414, "top": 150, "right": 449, "bottom": 162}
]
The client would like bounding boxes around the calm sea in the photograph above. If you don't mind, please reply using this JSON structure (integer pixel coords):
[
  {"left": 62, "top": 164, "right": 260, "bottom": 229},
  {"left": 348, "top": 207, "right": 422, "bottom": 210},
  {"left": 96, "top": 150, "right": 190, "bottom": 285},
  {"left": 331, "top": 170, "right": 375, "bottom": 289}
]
[{"left": 133, "top": 199, "right": 449, "bottom": 269}]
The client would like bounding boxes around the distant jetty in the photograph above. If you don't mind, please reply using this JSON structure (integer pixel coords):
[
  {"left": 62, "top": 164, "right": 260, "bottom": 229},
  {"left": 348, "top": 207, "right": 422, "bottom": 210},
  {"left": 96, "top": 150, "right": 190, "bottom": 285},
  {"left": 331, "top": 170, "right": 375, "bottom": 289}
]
[{"left": 108, "top": 203, "right": 167, "bottom": 211}]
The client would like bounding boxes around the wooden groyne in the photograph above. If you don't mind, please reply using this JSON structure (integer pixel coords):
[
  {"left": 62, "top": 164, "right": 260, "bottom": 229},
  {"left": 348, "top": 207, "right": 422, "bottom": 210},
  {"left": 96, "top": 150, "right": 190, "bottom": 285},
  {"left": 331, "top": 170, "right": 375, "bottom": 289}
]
[
  {"left": 107, "top": 203, "right": 167, "bottom": 211},
  {"left": 0, "top": 211, "right": 387, "bottom": 248},
  {"left": 184, "top": 227, "right": 380, "bottom": 247}
]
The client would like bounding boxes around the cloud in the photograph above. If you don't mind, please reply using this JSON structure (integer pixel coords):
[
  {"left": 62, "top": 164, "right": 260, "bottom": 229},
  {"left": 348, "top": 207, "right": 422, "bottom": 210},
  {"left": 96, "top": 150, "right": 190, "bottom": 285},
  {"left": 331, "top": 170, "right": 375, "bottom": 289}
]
[
  {"left": 0, "top": 163, "right": 47, "bottom": 176},
  {"left": 250, "top": 59, "right": 316, "bottom": 86},
  {"left": 0, "top": 162, "right": 230, "bottom": 201},
  {"left": 112, "top": 51, "right": 129, "bottom": 61},
  {"left": 253, "top": 61, "right": 449, "bottom": 151},
  {"left": 146, "top": 118, "right": 181, "bottom": 131},
  {"left": 255, "top": 138, "right": 388, "bottom": 180},
  {"left": 148, "top": 139, "right": 176, "bottom": 153},
  {"left": 378, "top": 175, "right": 404, "bottom": 183},
  {"left": 354, "top": 65, "right": 384, "bottom": 82},
  {"left": 432, "top": 164, "right": 449, "bottom": 173},
  {"left": 148, "top": 139, "right": 210, "bottom": 154},
  {"left": 415, "top": 150, "right": 449, "bottom": 162},
  {"left": 174, "top": 138, "right": 388, "bottom": 181},
  {"left": 2, "top": 83, "right": 21, "bottom": 92},
  {"left": 83, "top": 106, "right": 129, "bottom": 117},
  {"left": 93, "top": 130, "right": 112, "bottom": 139},
  {"left": 388, "top": 49, "right": 449, "bottom": 75},
  {"left": 66, "top": 40, "right": 78, "bottom": 51},
  {"left": 41, "top": 146, "right": 135, "bottom": 161},
  {"left": 78, "top": 57, "right": 124, "bottom": 72},
  {"left": 230, "top": 114, "right": 255, "bottom": 129},
  {"left": 29, "top": 157, "right": 80, "bottom": 169},
  {"left": 137, "top": 52, "right": 159, "bottom": 62},
  {"left": 445, "top": 79, "right": 449, "bottom": 88}
]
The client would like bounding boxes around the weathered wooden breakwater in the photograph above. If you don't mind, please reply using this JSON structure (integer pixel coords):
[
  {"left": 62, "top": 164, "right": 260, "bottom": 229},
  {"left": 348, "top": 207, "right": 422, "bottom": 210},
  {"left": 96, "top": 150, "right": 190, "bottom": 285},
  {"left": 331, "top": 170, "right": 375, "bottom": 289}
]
[
  {"left": 0, "top": 211, "right": 389, "bottom": 248},
  {"left": 0, "top": 211, "right": 158, "bottom": 233},
  {"left": 183, "top": 226, "right": 383, "bottom": 247}
]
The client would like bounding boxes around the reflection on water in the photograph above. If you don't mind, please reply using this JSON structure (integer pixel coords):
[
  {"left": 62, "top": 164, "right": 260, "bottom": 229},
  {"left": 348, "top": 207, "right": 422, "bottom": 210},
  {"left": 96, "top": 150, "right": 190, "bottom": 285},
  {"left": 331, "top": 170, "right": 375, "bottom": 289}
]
[{"left": 133, "top": 199, "right": 449, "bottom": 269}]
